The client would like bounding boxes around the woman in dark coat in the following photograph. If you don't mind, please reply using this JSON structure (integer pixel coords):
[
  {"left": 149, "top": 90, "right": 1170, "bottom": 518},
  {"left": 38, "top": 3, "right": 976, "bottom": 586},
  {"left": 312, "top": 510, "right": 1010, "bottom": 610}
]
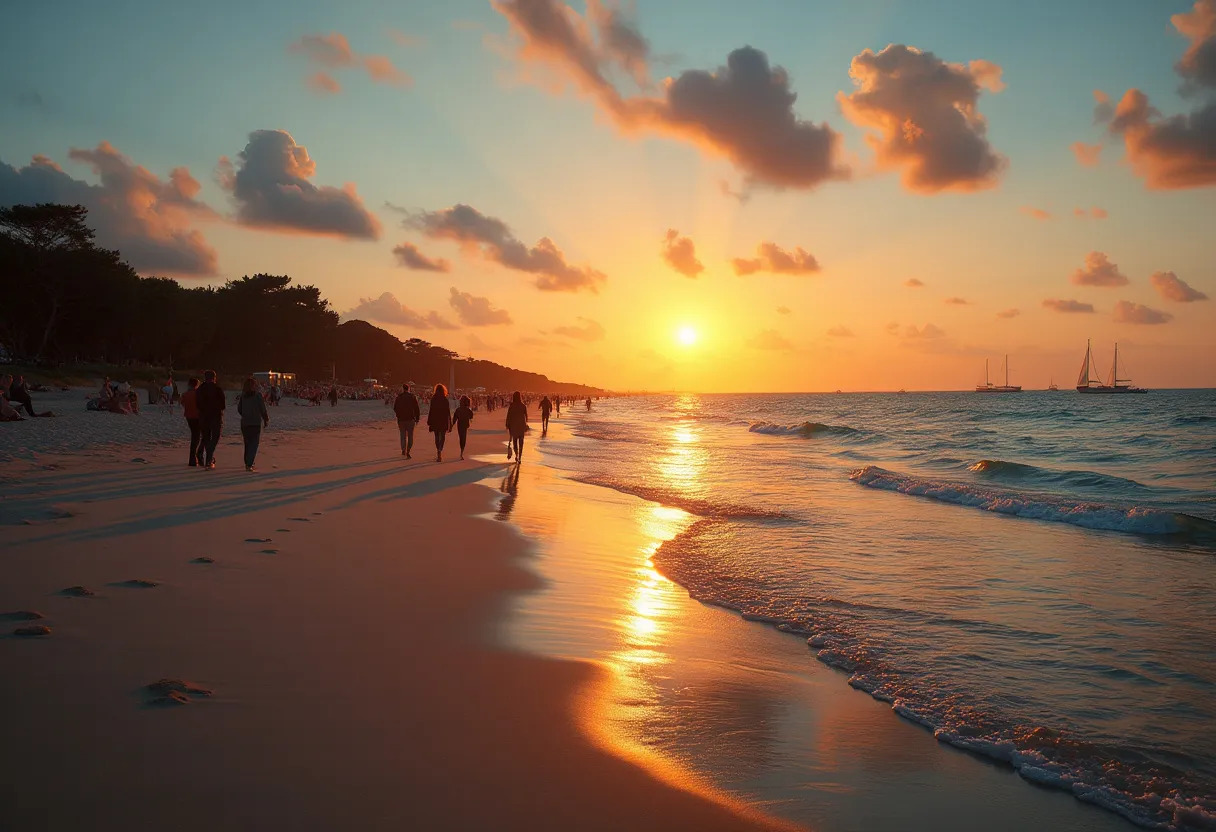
[
  {"left": 427, "top": 383, "right": 452, "bottom": 462},
  {"left": 505, "top": 391, "right": 528, "bottom": 462}
]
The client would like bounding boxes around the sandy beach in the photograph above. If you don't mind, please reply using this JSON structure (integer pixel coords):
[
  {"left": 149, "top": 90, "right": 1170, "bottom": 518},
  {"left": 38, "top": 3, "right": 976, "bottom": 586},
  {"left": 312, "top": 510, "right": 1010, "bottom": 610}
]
[{"left": 1, "top": 409, "right": 784, "bottom": 831}]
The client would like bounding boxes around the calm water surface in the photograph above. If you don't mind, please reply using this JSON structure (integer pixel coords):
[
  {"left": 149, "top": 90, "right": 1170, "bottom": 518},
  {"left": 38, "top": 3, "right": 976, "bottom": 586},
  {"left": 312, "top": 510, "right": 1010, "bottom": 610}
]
[{"left": 537, "top": 390, "right": 1216, "bottom": 830}]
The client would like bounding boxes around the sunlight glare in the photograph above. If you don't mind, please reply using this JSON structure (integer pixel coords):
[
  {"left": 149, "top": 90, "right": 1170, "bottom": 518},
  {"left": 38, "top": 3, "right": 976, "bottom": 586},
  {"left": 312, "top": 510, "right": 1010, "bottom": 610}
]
[{"left": 676, "top": 326, "right": 698, "bottom": 346}]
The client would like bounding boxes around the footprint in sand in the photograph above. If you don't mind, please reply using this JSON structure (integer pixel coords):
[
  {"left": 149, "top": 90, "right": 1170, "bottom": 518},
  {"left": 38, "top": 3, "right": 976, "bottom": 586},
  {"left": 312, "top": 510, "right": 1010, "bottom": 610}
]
[
  {"left": 259, "top": 548, "right": 279, "bottom": 555},
  {"left": 130, "top": 457, "right": 150, "bottom": 464},
  {"left": 1, "top": 611, "right": 45, "bottom": 622},
  {"left": 245, "top": 538, "right": 272, "bottom": 543},
  {"left": 14, "top": 625, "right": 52, "bottom": 637},
  {"left": 191, "top": 557, "right": 215, "bottom": 564},
  {"left": 311, "top": 512, "right": 323, "bottom": 516},
  {"left": 145, "top": 678, "right": 213, "bottom": 707},
  {"left": 288, "top": 517, "right": 310, "bottom": 522},
  {"left": 61, "top": 586, "right": 95, "bottom": 598},
  {"left": 116, "top": 579, "right": 159, "bottom": 588}
]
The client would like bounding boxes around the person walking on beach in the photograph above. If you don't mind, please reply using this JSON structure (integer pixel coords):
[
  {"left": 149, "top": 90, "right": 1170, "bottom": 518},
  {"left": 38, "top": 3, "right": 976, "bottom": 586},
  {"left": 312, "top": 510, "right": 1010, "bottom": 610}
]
[
  {"left": 181, "top": 377, "right": 202, "bottom": 467},
  {"left": 427, "top": 383, "right": 452, "bottom": 462},
  {"left": 452, "top": 395, "right": 474, "bottom": 460},
  {"left": 505, "top": 391, "right": 528, "bottom": 463},
  {"left": 328, "top": 386, "right": 338, "bottom": 407},
  {"left": 539, "top": 396, "right": 552, "bottom": 434},
  {"left": 195, "top": 370, "right": 226, "bottom": 469},
  {"left": 237, "top": 377, "right": 270, "bottom": 472},
  {"left": 393, "top": 382, "right": 421, "bottom": 458}
]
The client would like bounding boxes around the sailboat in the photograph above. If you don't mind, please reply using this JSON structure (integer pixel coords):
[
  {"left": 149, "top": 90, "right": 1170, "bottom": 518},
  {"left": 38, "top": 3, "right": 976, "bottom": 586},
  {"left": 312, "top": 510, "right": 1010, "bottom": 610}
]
[
  {"left": 975, "top": 355, "right": 1022, "bottom": 392},
  {"left": 1076, "top": 340, "right": 1147, "bottom": 393},
  {"left": 1047, "top": 378, "right": 1059, "bottom": 391}
]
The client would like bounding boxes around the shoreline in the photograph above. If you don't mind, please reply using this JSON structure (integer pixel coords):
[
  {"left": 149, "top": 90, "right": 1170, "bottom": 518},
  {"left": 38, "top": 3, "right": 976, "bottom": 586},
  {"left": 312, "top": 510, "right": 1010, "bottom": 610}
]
[
  {"left": 0, "top": 418, "right": 785, "bottom": 831},
  {"left": 489, "top": 421, "right": 1134, "bottom": 832}
]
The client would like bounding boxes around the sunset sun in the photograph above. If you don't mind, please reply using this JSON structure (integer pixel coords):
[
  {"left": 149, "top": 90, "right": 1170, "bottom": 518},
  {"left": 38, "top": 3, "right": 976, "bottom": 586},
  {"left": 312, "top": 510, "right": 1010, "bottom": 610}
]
[{"left": 676, "top": 325, "right": 698, "bottom": 346}]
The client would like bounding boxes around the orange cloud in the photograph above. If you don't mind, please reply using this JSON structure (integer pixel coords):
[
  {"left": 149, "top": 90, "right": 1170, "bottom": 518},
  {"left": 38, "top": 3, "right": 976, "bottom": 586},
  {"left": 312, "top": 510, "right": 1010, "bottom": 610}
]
[
  {"left": 1172, "top": 0, "right": 1216, "bottom": 89},
  {"left": 342, "top": 292, "right": 455, "bottom": 329},
  {"left": 776, "top": 306, "right": 791, "bottom": 315},
  {"left": 996, "top": 308, "right": 1020, "bottom": 318},
  {"left": 904, "top": 277, "right": 924, "bottom": 288},
  {"left": 662, "top": 229, "right": 703, "bottom": 278},
  {"left": 1043, "top": 298, "right": 1095, "bottom": 314},
  {"left": 944, "top": 297, "right": 969, "bottom": 305},
  {"left": 1020, "top": 206, "right": 1051, "bottom": 220},
  {"left": 552, "top": 317, "right": 606, "bottom": 341},
  {"left": 1103, "top": 89, "right": 1216, "bottom": 189},
  {"left": 0, "top": 143, "right": 218, "bottom": 275},
  {"left": 732, "top": 242, "right": 819, "bottom": 276},
  {"left": 308, "top": 72, "right": 341, "bottom": 95},
  {"left": 1151, "top": 270, "right": 1208, "bottom": 302},
  {"left": 392, "top": 242, "right": 449, "bottom": 272},
  {"left": 1071, "top": 142, "right": 1102, "bottom": 166},
  {"left": 1113, "top": 300, "right": 1173, "bottom": 325},
  {"left": 1071, "top": 251, "right": 1128, "bottom": 287},
  {"left": 410, "top": 203, "right": 605, "bottom": 292},
  {"left": 448, "top": 288, "right": 513, "bottom": 326},
  {"left": 748, "top": 329, "right": 793, "bottom": 350},
  {"left": 492, "top": 0, "right": 847, "bottom": 189},
  {"left": 289, "top": 32, "right": 412, "bottom": 91},
  {"left": 838, "top": 45, "right": 1006, "bottom": 193},
  {"left": 827, "top": 326, "right": 854, "bottom": 337},
  {"left": 220, "top": 130, "right": 380, "bottom": 239},
  {"left": 1074, "top": 207, "right": 1109, "bottom": 219}
]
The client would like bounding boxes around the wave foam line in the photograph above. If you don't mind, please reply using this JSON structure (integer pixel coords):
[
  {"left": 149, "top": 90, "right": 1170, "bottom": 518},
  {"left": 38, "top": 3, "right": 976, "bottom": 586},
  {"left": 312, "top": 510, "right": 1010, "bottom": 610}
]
[{"left": 851, "top": 465, "right": 1212, "bottom": 537}]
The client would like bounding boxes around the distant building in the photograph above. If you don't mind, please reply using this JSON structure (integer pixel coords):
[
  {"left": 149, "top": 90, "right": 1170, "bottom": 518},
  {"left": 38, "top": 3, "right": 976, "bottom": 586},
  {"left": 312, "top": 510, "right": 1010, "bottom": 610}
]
[{"left": 252, "top": 371, "right": 295, "bottom": 386}]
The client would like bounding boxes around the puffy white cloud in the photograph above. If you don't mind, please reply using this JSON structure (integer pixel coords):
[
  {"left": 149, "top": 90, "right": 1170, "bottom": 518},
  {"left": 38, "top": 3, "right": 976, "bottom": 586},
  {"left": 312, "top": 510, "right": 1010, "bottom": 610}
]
[
  {"left": 732, "top": 242, "right": 819, "bottom": 276},
  {"left": 1071, "top": 251, "right": 1128, "bottom": 287},
  {"left": 342, "top": 292, "right": 456, "bottom": 329},
  {"left": 448, "top": 288, "right": 513, "bottom": 326},
  {"left": 661, "top": 229, "right": 703, "bottom": 277},
  {"left": 1150, "top": 271, "right": 1208, "bottom": 302},
  {"left": 1113, "top": 300, "right": 1172, "bottom": 324}
]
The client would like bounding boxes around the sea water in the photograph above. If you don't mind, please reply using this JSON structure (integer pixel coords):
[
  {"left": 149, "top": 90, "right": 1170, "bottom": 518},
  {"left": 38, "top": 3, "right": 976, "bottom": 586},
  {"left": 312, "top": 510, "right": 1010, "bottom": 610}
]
[{"left": 538, "top": 390, "right": 1216, "bottom": 830}]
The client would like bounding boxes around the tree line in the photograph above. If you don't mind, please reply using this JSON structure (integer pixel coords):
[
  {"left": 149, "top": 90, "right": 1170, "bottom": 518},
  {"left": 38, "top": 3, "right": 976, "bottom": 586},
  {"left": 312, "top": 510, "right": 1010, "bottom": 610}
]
[{"left": 0, "top": 203, "right": 603, "bottom": 394}]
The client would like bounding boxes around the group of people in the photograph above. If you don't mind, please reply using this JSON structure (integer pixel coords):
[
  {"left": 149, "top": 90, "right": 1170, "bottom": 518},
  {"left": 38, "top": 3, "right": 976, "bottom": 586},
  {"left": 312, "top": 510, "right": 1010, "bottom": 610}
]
[
  {"left": 1, "top": 373, "right": 54, "bottom": 421},
  {"left": 176, "top": 371, "right": 268, "bottom": 471},
  {"left": 392, "top": 382, "right": 533, "bottom": 463}
]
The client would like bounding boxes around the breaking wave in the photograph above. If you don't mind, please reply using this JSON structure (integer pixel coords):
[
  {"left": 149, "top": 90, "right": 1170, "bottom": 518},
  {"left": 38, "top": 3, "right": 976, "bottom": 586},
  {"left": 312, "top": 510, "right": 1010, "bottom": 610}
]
[
  {"left": 749, "top": 420, "right": 866, "bottom": 440},
  {"left": 851, "top": 466, "right": 1213, "bottom": 537}
]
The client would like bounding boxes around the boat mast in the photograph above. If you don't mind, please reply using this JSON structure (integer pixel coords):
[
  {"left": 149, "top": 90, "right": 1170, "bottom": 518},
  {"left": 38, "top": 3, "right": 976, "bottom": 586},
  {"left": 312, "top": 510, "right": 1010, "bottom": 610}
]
[
  {"left": 985, "top": 358, "right": 989, "bottom": 386},
  {"left": 1005, "top": 354, "right": 1009, "bottom": 388}
]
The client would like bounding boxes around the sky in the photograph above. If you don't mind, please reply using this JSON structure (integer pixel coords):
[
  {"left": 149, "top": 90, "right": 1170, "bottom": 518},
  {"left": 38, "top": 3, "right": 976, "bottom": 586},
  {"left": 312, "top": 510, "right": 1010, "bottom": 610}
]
[{"left": 2, "top": 0, "right": 1214, "bottom": 392}]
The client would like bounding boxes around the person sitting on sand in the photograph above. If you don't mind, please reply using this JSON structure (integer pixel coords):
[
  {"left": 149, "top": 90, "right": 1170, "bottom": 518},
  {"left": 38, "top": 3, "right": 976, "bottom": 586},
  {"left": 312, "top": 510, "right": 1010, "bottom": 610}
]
[
  {"left": 427, "top": 383, "right": 452, "bottom": 462},
  {"left": 452, "top": 395, "right": 474, "bottom": 461},
  {"left": 8, "top": 374, "right": 53, "bottom": 417},
  {"left": 505, "top": 391, "right": 528, "bottom": 462},
  {"left": 0, "top": 375, "right": 25, "bottom": 421},
  {"left": 237, "top": 377, "right": 269, "bottom": 472}
]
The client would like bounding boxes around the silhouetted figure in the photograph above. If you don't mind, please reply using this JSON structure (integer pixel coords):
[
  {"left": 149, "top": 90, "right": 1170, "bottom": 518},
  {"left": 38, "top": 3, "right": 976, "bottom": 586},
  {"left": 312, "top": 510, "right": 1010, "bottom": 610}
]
[
  {"left": 181, "top": 377, "right": 202, "bottom": 466},
  {"left": 328, "top": 386, "right": 338, "bottom": 407},
  {"left": 393, "top": 382, "right": 421, "bottom": 459},
  {"left": 428, "top": 383, "right": 452, "bottom": 462},
  {"left": 506, "top": 391, "right": 528, "bottom": 462},
  {"left": 8, "top": 374, "right": 51, "bottom": 417},
  {"left": 452, "top": 395, "right": 474, "bottom": 460},
  {"left": 195, "top": 370, "right": 226, "bottom": 469},
  {"left": 237, "top": 377, "right": 269, "bottom": 471},
  {"left": 539, "top": 396, "right": 552, "bottom": 434},
  {"left": 585, "top": 397, "right": 591, "bottom": 411}
]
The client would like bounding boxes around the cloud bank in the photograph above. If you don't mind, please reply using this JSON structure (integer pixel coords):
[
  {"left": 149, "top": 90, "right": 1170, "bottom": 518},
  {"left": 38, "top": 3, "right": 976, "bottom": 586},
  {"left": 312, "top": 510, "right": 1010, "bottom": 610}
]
[
  {"left": 732, "top": 242, "right": 819, "bottom": 275},
  {"left": 219, "top": 130, "right": 381, "bottom": 239},
  {"left": 492, "top": 0, "right": 847, "bottom": 189},
  {"left": 748, "top": 329, "right": 793, "bottom": 350},
  {"left": 343, "top": 292, "right": 456, "bottom": 329},
  {"left": 0, "top": 143, "right": 218, "bottom": 275},
  {"left": 410, "top": 203, "right": 605, "bottom": 292},
  {"left": 838, "top": 45, "right": 1006, "bottom": 193},
  {"left": 448, "top": 288, "right": 513, "bottom": 325}
]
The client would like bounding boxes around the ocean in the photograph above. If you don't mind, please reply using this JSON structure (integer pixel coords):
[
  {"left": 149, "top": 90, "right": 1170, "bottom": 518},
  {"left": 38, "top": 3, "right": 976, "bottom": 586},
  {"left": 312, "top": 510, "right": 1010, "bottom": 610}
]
[{"left": 533, "top": 390, "right": 1216, "bottom": 830}]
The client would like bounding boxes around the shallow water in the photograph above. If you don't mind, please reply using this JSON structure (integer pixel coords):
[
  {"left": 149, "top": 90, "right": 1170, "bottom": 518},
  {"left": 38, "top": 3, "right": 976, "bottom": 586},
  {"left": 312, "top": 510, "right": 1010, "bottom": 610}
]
[{"left": 537, "top": 391, "right": 1216, "bottom": 830}]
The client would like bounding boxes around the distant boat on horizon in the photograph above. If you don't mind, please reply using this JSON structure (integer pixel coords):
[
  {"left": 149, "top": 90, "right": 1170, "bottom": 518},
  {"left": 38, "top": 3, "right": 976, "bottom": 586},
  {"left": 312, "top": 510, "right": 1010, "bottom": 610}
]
[
  {"left": 975, "top": 355, "right": 1022, "bottom": 393},
  {"left": 1077, "top": 340, "right": 1147, "bottom": 394},
  {"left": 1047, "top": 377, "right": 1059, "bottom": 391}
]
